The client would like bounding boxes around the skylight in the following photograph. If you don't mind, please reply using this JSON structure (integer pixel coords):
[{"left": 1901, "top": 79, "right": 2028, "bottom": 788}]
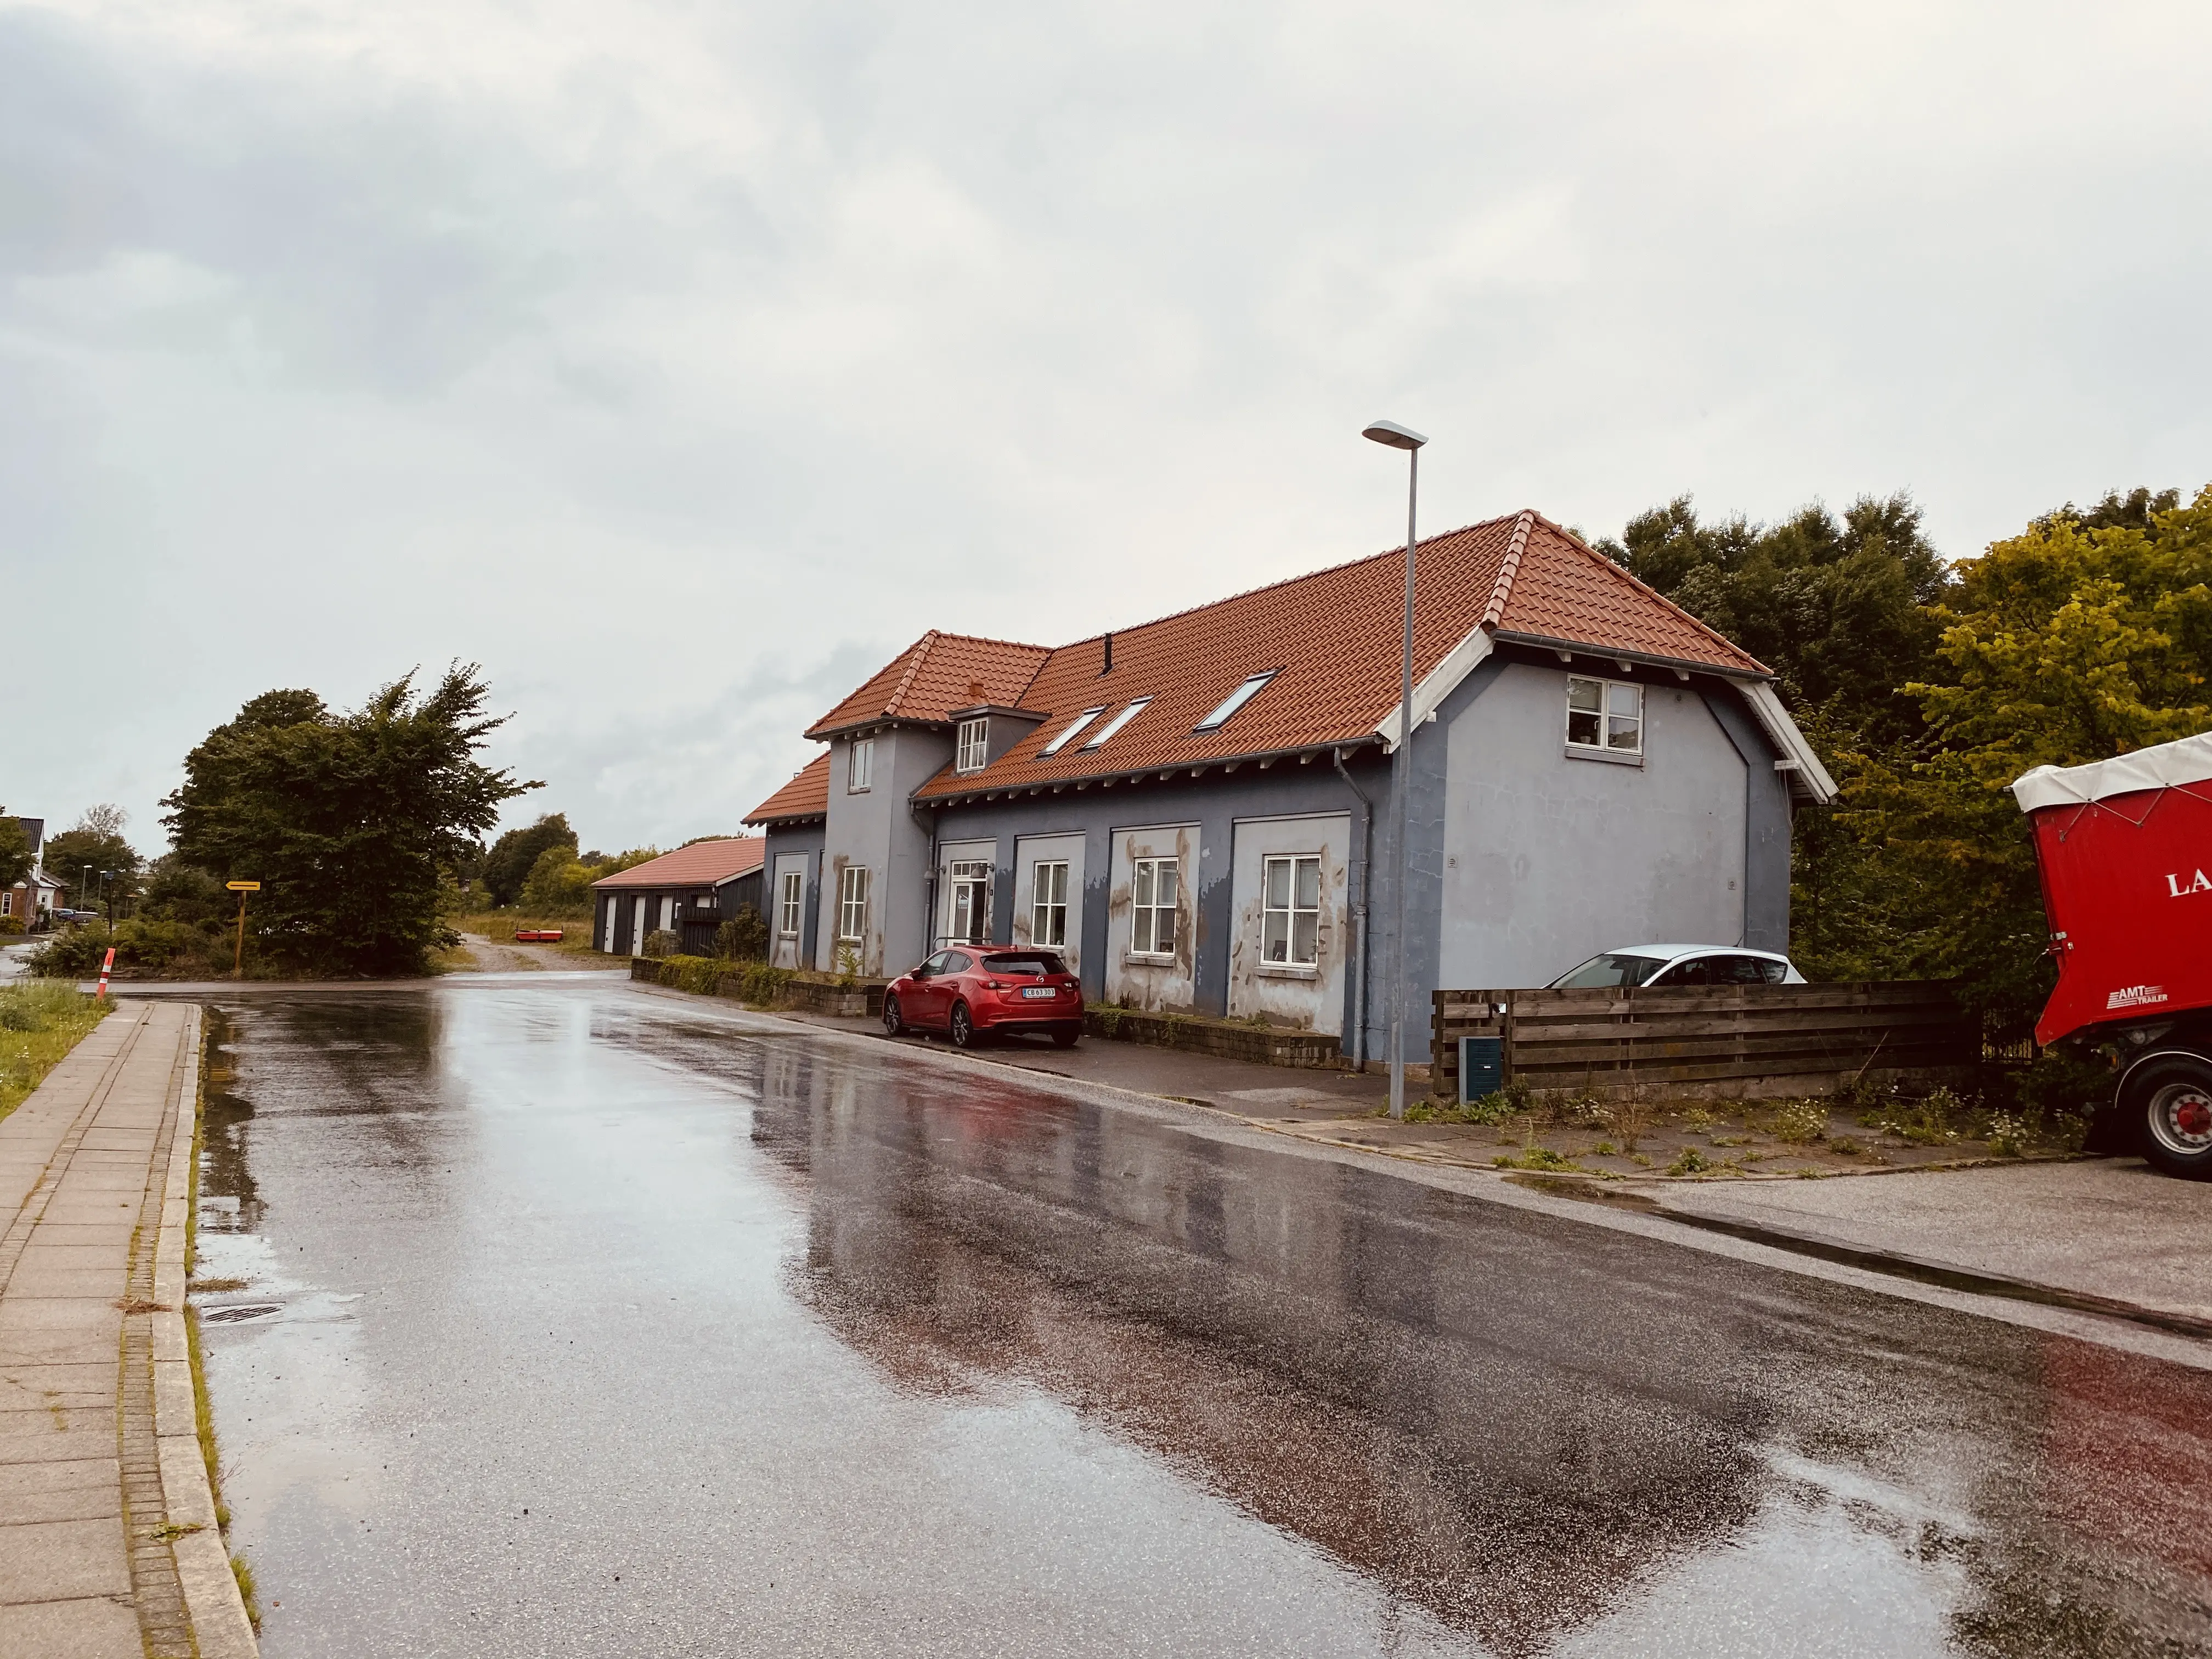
[
  {"left": 1193, "top": 671, "right": 1278, "bottom": 733},
  {"left": 1079, "top": 697, "right": 1152, "bottom": 751},
  {"left": 1041, "top": 707, "right": 1105, "bottom": 755}
]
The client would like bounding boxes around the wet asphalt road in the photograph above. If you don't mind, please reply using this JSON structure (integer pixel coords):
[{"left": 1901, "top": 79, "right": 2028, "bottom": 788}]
[{"left": 190, "top": 980, "right": 2212, "bottom": 1658}]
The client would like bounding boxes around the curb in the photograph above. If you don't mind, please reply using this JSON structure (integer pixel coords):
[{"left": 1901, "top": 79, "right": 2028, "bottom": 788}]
[{"left": 153, "top": 1007, "right": 258, "bottom": 1657}]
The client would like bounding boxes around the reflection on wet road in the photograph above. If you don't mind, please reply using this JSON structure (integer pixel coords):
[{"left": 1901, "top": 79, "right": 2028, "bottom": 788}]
[{"left": 193, "top": 983, "right": 2212, "bottom": 1657}]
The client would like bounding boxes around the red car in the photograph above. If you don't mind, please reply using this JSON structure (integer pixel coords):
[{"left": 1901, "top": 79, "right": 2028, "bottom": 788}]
[{"left": 883, "top": 947, "right": 1084, "bottom": 1048}]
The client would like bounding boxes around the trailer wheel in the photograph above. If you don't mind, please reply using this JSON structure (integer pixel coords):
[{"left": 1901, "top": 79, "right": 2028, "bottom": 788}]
[{"left": 2129, "top": 1055, "right": 2212, "bottom": 1180}]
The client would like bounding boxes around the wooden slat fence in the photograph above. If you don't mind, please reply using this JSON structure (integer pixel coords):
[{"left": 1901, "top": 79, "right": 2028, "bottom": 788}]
[{"left": 1432, "top": 982, "right": 1979, "bottom": 1103}]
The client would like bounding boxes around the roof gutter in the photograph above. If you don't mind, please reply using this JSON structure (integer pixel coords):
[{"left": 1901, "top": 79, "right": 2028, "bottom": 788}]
[{"left": 1486, "top": 630, "right": 1775, "bottom": 683}]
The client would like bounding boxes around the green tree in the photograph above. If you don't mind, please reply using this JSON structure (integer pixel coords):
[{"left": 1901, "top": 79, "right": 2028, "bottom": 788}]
[
  {"left": 1840, "top": 484, "right": 2211, "bottom": 1031},
  {"left": 162, "top": 666, "right": 537, "bottom": 975},
  {"left": 0, "top": 814, "right": 31, "bottom": 893},
  {"left": 45, "top": 806, "right": 143, "bottom": 912},
  {"left": 1602, "top": 492, "right": 1950, "bottom": 750},
  {"left": 519, "top": 844, "right": 600, "bottom": 916},
  {"left": 482, "top": 812, "right": 577, "bottom": 907}
]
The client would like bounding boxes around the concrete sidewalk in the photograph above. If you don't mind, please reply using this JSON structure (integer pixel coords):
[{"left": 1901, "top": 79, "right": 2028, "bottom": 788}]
[
  {"left": 0, "top": 1000, "right": 255, "bottom": 1659},
  {"left": 1638, "top": 1156, "right": 2212, "bottom": 1331}
]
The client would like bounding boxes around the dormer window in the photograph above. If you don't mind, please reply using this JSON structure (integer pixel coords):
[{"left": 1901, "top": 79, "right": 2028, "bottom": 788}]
[{"left": 955, "top": 718, "right": 989, "bottom": 774}]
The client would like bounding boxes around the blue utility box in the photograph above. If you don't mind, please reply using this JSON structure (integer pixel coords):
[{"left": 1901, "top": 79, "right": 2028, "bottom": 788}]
[{"left": 1459, "top": 1035, "right": 1503, "bottom": 1104}]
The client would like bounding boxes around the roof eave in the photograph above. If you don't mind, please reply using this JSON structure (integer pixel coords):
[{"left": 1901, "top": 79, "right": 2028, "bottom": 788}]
[
  {"left": 1487, "top": 631, "right": 1773, "bottom": 682},
  {"left": 909, "top": 737, "right": 1385, "bottom": 806}
]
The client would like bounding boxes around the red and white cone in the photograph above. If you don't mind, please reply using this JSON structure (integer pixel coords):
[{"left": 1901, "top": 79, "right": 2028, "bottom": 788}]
[{"left": 96, "top": 947, "right": 115, "bottom": 999}]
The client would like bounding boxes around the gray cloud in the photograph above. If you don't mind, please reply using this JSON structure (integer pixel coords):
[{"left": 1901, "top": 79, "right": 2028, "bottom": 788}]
[{"left": 4, "top": 0, "right": 2208, "bottom": 853}]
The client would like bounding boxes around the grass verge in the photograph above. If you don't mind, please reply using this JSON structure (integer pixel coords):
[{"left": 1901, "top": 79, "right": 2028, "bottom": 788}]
[
  {"left": 186, "top": 1018, "right": 260, "bottom": 1632},
  {"left": 0, "top": 981, "right": 111, "bottom": 1124}
]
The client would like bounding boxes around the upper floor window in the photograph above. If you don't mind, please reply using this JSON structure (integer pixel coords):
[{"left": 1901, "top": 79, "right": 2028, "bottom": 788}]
[
  {"left": 1081, "top": 697, "right": 1152, "bottom": 752},
  {"left": 1566, "top": 676, "right": 1642, "bottom": 756},
  {"left": 848, "top": 737, "right": 874, "bottom": 792},
  {"left": 955, "top": 718, "right": 989, "bottom": 774},
  {"left": 1194, "top": 671, "right": 1278, "bottom": 733},
  {"left": 1042, "top": 707, "right": 1105, "bottom": 755}
]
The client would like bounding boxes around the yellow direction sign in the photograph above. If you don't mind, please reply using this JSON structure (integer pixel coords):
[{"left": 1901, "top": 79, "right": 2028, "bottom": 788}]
[{"left": 226, "top": 881, "right": 261, "bottom": 891}]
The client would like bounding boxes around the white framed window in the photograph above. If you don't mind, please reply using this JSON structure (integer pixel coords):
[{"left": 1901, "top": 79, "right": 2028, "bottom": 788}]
[
  {"left": 778, "top": 870, "right": 803, "bottom": 938},
  {"left": 1042, "top": 707, "right": 1105, "bottom": 755},
  {"left": 1261, "top": 855, "right": 1322, "bottom": 968},
  {"left": 847, "top": 737, "right": 874, "bottom": 793},
  {"left": 837, "top": 865, "right": 871, "bottom": 941},
  {"left": 1, "top": 893, "right": 11, "bottom": 917},
  {"left": 955, "top": 718, "right": 989, "bottom": 774},
  {"left": 1081, "top": 697, "right": 1152, "bottom": 752},
  {"left": 1032, "top": 860, "right": 1069, "bottom": 947},
  {"left": 1194, "top": 670, "right": 1278, "bottom": 733},
  {"left": 947, "top": 860, "right": 991, "bottom": 945},
  {"left": 1566, "top": 676, "right": 1643, "bottom": 755},
  {"left": 1130, "top": 857, "right": 1177, "bottom": 956}
]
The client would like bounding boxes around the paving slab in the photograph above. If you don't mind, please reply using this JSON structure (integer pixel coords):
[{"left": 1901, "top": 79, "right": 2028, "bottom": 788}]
[
  {"left": 0, "top": 1457, "right": 123, "bottom": 1522},
  {"left": 0, "top": 1516, "right": 134, "bottom": 1601},
  {"left": 0, "top": 1595, "right": 143, "bottom": 1659}
]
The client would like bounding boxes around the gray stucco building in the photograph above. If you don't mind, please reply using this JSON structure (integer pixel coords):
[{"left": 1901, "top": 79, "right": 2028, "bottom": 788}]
[{"left": 746, "top": 510, "right": 1835, "bottom": 1059}]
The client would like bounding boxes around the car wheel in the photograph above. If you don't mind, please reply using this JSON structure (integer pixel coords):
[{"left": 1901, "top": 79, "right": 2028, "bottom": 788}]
[
  {"left": 1051, "top": 1025, "right": 1080, "bottom": 1048},
  {"left": 883, "top": 994, "right": 905, "bottom": 1037},
  {"left": 2133, "top": 1055, "right": 2212, "bottom": 1179},
  {"left": 949, "top": 1002, "right": 980, "bottom": 1048}
]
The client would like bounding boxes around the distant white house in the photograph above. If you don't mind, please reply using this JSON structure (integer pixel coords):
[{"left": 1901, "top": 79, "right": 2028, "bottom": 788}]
[{"left": 3, "top": 816, "right": 61, "bottom": 928}]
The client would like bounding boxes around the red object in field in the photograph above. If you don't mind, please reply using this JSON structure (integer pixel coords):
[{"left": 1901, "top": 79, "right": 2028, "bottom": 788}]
[
  {"left": 512, "top": 928, "right": 564, "bottom": 943},
  {"left": 96, "top": 946, "right": 115, "bottom": 998},
  {"left": 2013, "top": 733, "right": 2212, "bottom": 1046}
]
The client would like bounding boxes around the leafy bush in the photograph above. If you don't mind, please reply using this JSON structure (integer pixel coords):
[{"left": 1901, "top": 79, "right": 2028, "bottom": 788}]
[
  {"left": 640, "top": 929, "right": 679, "bottom": 960},
  {"left": 715, "top": 905, "right": 769, "bottom": 961},
  {"left": 27, "top": 927, "right": 111, "bottom": 977},
  {"left": 0, "top": 916, "right": 22, "bottom": 936},
  {"left": 648, "top": 955, "right": 792, "bottom": 1006},
  {"left": 520, "top": 845, "right": 599, "bottom": 917}
]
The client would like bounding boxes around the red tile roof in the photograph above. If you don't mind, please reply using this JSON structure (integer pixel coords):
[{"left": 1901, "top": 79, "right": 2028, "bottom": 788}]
[
  {"left": 742, "top": 752, "right": 831, "bottom": 826},
  {"left": 911, "top": 510, "right": 1768, "bottom": 801},
  {"left": 592, "top": 837, "right": 765, "bottom": 890},
  {"left": 806, "top": 631, "right": 1052, "bottom": 739}
]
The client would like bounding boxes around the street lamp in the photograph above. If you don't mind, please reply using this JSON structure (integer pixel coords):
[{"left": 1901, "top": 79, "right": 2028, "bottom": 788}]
[
  {"left": 1362, "top": 417, "right": 1426, "bottom": 1122},
  {"left": 101, "top": 870, "right": 114, "bottom": 934}
]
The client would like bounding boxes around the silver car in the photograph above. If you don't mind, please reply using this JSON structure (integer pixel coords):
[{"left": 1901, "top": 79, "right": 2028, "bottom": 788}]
[{"left": 1548, "top": 943, "right": 1807, "bottom": 989}]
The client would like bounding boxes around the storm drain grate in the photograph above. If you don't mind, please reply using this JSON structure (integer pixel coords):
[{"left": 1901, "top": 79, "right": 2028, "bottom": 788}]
[{"left": 199, "top": 1302, "right": 283, "bottom": 1324}]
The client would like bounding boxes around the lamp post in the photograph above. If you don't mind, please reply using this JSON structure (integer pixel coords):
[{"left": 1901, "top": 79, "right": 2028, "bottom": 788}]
[{"left": 1361, "top": 418, "right": 1426, "bottom": 1122}]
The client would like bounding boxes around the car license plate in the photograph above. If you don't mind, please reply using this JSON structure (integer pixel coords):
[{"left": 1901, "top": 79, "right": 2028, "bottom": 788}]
[{"left": 1022, "top": 986, "right": 1056, "bottom": 1000}]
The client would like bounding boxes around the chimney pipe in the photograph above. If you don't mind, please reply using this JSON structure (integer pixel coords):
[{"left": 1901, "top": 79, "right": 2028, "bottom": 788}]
[{"left": 1102, "top": 632, "right": 1113, "bottom": 674}]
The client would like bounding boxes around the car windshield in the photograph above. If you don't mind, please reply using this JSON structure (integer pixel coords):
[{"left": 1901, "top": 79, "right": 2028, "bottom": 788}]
[
  {"left": 1550, "top": 952, "right": 1669, "bottom": 989},
  {"left": 981, "top": 952, "right": 1066, "bottom": 977}
]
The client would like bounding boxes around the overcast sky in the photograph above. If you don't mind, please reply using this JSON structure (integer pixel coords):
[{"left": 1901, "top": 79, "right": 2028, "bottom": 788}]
[{"left": 7, "top": 1, "right": 2208, "bottom": 856}]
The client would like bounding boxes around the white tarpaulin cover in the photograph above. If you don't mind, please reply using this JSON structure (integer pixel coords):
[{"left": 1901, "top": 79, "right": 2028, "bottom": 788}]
[{"left": 2011, "top": 730, "right": 2212, "bottom": 814}]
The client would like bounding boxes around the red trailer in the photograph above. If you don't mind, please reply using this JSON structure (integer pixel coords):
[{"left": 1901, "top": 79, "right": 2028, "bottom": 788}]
[{"left": 2014, "top": 731, "right": 2212, "bottom": 1178}]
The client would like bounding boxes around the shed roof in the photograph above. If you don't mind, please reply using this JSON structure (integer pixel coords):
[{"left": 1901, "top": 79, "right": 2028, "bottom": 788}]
[
  {"left": 591, "top": 837, "right": 765, "bottom": 890},
  {"left": 743, "top": 752, "right": 831, "bottom": 826},
  {"left": 908, "top": 510, "right": 1770, "bottom": 801}
]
